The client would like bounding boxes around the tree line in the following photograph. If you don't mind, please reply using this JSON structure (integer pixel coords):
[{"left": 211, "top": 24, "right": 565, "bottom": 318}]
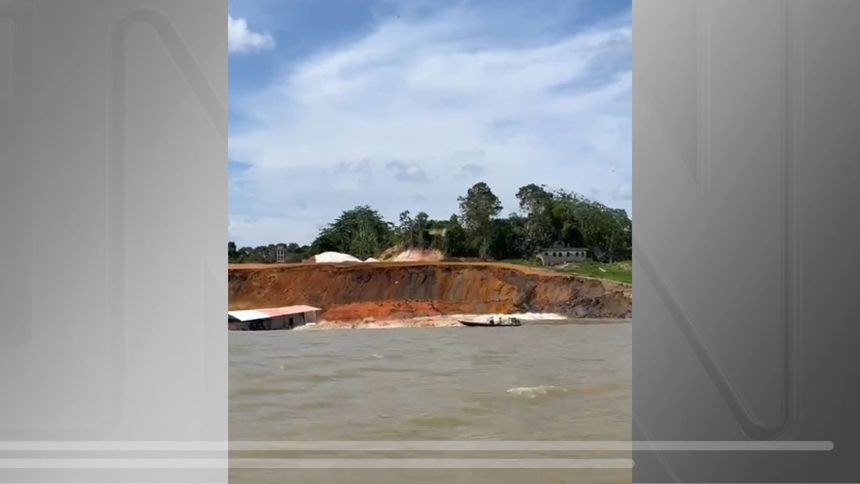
[
  {"left": 228, "top": 241, "right": 313, "bottom": 264},
  {"left": 228, "top": 182, "right": 632, "bottom": 264}
]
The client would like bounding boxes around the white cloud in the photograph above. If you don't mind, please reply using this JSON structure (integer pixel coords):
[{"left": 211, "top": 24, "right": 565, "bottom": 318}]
[
  {"left": 229, "top": 8, "right": 631, "bottom": 246},
  {"left": 613, "top": 182, "right": 632, "bottom": 201},
  {"left": 228, "top": 15, "right": 275, "bottom": 54},
  {"left": 229, "top": 215, "right": 313, "bottom": 248}
]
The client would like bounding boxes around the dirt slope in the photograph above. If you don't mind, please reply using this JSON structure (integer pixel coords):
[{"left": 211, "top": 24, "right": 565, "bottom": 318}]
[{"left": 228, "top": 262, "right": 632, "bottom": 321}]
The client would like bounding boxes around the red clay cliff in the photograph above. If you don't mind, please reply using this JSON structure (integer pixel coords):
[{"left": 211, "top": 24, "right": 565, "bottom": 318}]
[{"left": 228, "top": 262, "right": 632, "bottom": 321}]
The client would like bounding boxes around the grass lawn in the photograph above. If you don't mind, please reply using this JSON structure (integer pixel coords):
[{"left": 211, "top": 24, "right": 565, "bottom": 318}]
[{"left": 505, "top": 259, "right": 632, "bottom": 285}]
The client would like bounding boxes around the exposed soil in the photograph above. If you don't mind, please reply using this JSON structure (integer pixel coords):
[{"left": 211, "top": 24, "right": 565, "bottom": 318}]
[
  {"left": 386, "top": 248, "right": 445, "bottom": 262},
  {"left": 228, "top": 262, "right": 632, "bottom": 321}
]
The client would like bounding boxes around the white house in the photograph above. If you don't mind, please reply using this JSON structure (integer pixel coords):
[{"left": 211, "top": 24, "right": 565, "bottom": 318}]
[{"left": 536, "top": 247, "right": 589, "bottom": 266}]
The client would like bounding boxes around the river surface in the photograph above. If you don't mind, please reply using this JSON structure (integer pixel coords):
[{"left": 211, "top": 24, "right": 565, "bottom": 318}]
[{"left": 230, "top": 320, "right": 631, "bottom": 484}]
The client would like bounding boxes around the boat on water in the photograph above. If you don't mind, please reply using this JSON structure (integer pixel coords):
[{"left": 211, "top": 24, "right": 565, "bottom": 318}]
[{"left": 459, "top": 318, "right": 522, "bottom": 327}]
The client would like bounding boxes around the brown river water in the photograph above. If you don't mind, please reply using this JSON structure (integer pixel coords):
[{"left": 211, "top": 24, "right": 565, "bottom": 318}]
[{"left": 230, "top": 320, "right": 631, "bottom": 484}]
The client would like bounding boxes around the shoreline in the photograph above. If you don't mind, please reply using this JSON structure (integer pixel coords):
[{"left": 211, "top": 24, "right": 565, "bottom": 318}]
[{"left": 293, "top": 313, "right": 630, "bottom": 331}]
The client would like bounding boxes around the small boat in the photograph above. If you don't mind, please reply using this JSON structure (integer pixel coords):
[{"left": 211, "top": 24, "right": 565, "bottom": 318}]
[{"left": 459, "top": 318, "right": 522, "bottom": 327}]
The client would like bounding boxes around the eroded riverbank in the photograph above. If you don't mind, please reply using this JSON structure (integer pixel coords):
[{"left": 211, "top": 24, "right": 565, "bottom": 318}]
[{"left": 229, "top": 262, "right": 632, "bottom": 321}]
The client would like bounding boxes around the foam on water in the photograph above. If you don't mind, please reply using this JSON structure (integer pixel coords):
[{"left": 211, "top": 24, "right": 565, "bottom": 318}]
[
  {"left": 448, "top": 312, "right": 567, "bottom": 322},
  {"left": 506, "top": 385, "right": 569, "bottom": 398}
]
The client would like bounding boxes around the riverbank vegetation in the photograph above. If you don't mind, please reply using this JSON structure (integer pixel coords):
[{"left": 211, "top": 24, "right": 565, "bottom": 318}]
[
  {"left": 505, "top": 259, "right": 632, "bottom": 285},
  {"left": 229, "top": 181, "right": 632, "bottom": 267}
]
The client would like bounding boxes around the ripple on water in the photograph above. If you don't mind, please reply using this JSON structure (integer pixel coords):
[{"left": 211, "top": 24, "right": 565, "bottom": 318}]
[
  {"left": 348, "top": 368, "right": 418, "bottom": 379},
  {"left": 295, "top": 399, "right": 338, "bottom": 410},
  {"left": 286, "top": 370, "right": 362, "bottom": 384},
  {"left": 230, "top": 323, "right": 631, "bottom": 449},
  {"left": 404, "top": 413, "right": 471, "bottom": 429},
  {"left": 470, "top": 353, "right": 515, "bottom": 365}
]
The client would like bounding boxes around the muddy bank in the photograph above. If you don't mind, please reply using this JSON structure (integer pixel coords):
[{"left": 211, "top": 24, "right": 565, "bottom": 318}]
[{"left": 228, "top": 262, "right": 632, "bottom": 321}]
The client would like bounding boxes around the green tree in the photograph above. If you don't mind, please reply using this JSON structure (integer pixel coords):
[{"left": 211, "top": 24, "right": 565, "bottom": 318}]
[
  {"left": 398, "top": 210, "right": 415, "bottom": 248},
  {"left": 458, "top": 182, "right": 503, "bottom": 259},
  {"left": 568, "top": 198, "right": 632, "bottom": 262},
  {"left": 549, "top": 191, "right": 586, "bottom": 248},
  {"left": 311, "top": 206, "right": 394, "bottom": 260},
  {"left": 414, "top": 211, "right": 429, "bottom": 249},
  {"left": 228, "top": 241, "right": 238, "bottom": 262},
  {"left": 439, "top": 214, "right": 472, "bottom": 257},
  {"left": 488, "top": 215, "right": 527, "bottom": 260},
  {"left": 228, "top": 183, "right": 631, "bottom": 266},
  {"left": 516, "top": 183, "right": 555, "bottom": 253}
]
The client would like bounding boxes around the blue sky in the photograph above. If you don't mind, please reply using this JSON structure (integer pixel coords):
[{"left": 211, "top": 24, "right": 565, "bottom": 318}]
[{"left": 228, "top": 0, "right": 631, "bottom": 246}]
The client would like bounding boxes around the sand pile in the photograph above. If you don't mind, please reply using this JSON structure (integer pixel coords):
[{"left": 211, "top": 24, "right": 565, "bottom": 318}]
[
  {"left": 390, "top": 249, "right": 444, "bottom": 262},
  {"left": 312, "top": 251, "right": 361, "bottom": 263}
]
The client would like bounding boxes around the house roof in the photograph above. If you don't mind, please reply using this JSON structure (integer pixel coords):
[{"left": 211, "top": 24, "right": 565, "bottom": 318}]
[{"left": 228, "top": 305, "right": 322, "bottom": 322}]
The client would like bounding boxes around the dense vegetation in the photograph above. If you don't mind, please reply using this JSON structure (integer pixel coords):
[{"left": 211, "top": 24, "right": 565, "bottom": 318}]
[
  {"left": 228, "top": 241, "right": 312, "bottom": 264},
  {"left": 228, "top": 182, "right": 632, "bottom": 264}
]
